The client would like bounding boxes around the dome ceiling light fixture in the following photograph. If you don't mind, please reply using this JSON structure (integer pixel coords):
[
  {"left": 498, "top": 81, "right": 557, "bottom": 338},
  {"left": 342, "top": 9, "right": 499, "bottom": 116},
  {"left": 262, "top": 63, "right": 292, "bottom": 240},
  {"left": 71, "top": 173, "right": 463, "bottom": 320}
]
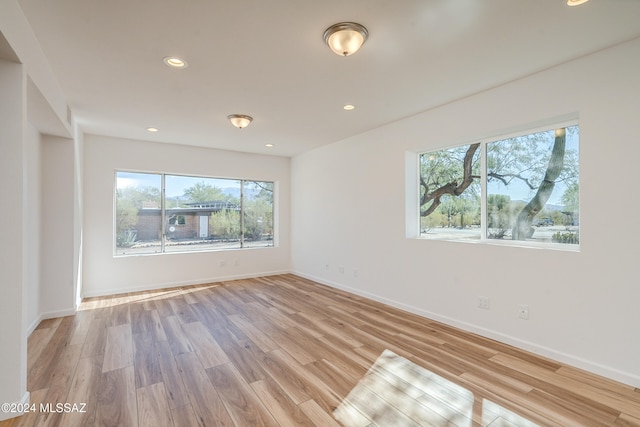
[
  {"left": 567, "top": 0, "right": 589, "bottom": 5},
  {"left": 323, "top": 22, "right": 368, "bottom": 56},
  {"left": 163, "top": 56, "right": 188, "bottom": 68},
  {"left": 227, "top": 114, "right": 253, "bottom": 129}
]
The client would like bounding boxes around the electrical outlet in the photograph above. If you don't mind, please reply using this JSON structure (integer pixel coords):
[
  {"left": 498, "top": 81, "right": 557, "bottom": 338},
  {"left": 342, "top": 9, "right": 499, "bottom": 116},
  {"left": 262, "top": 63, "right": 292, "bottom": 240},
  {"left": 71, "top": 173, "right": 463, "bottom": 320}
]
[
  {"left": 477, "top": 296, "right": 490, "bottom": 310},
  {"left": 518, "top": 304, "right": 529, "bottom": 320},
  {"left": 219, "top": 260, "right": 227, "bottom": 267},
  {"left": 339, "top": 265, "right": 345, "bottom": 274}
]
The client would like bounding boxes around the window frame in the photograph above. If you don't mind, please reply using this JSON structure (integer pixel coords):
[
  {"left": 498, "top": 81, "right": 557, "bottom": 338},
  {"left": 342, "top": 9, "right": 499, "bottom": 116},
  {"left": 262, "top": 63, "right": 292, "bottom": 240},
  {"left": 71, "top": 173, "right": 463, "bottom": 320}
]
[
  {"left": 114, "top": 170, "right": 276, "bottom": 256},
  {"left": 414, "top": 120, "right": 580, "bottom": 251}
]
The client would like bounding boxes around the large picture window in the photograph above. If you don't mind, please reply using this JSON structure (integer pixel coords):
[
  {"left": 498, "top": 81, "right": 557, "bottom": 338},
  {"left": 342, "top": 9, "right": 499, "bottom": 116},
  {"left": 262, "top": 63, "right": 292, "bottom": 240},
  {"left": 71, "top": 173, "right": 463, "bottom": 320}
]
[
  {"left": 115, "top": 172, "right": 274, "bottom": 256},
  {"left": 419, "top": 124, "right": 579, "bottom": 248}
]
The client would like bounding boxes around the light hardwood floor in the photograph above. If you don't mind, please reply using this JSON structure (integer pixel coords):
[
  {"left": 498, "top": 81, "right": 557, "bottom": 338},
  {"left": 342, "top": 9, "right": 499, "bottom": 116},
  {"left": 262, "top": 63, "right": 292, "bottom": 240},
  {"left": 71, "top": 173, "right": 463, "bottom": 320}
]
[{"left": 1, "top": 274, "right": 639, "bottom": 426}]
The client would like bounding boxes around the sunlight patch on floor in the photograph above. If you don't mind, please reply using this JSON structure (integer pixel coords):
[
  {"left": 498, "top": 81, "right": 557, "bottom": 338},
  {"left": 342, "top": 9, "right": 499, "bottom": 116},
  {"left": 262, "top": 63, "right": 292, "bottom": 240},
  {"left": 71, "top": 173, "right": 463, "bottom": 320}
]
[{"left": 334, "top": 349, "right": 538, "bottom": 427}]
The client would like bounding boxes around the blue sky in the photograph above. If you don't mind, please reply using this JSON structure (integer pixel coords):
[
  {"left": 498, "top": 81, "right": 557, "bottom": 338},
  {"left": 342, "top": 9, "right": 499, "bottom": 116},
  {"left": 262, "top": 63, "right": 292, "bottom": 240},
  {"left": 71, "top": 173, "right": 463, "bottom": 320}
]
[
  {"left": 116, "top": 172, "right": 240, "bottom": 198},
  {"left": 487, "top": 127, "right": 579, "bottom": 206}
]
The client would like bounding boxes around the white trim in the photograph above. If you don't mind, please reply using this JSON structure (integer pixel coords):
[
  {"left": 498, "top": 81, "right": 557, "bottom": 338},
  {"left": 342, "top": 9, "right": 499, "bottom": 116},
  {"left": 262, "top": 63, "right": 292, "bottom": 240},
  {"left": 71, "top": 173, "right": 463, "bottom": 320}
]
[
  {"left": 27, "top": 309, "right": 77, "bottom": 336},
  {"left": 81, "top": 270, "right": 290, "bottom": 298},
  {"left": 293, "top": 271, "right": 640, "bottom": 389},
  {"left": 0, "top": 391, "right": 30, "bottom": 422},
  {"left": 404, "top": 151, "right": 420, "bottom": 239}
]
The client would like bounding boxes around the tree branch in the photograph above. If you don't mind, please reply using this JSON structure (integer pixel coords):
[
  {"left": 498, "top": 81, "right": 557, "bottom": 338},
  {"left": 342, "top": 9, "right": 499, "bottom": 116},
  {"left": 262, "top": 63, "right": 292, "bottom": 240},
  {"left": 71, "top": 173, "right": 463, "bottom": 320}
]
[
  {"left": 420, "top": 143, "right": 480, "bottom": 217},
  {"left": 487, "top": 172, "right": 537, "bottom": 189}
]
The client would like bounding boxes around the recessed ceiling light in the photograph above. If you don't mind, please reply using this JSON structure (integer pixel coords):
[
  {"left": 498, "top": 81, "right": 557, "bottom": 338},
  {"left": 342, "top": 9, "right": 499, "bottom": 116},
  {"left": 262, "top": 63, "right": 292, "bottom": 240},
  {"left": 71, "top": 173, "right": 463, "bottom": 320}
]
[
  {"left": 343, "top": 104, "right": 355, "bottom": 111},
  {"left": 567, "top": 0, "right": 589, "bottom": 5},
  {"left": 163, "top": 56, "right": 188, "bottom": 68},
  {"left": 146, "top": 127, "right": 159, "bottom": 132},
  {"left": 265, "top": 144, "right": 274, "bottom": 148}
]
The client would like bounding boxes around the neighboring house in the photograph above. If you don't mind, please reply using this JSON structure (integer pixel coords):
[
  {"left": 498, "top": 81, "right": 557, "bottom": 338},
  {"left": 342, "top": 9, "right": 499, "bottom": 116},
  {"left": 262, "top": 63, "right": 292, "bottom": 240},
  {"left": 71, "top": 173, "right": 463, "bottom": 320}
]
[{"left": 135, "top": 201, "right": 240, "bottom": 241}]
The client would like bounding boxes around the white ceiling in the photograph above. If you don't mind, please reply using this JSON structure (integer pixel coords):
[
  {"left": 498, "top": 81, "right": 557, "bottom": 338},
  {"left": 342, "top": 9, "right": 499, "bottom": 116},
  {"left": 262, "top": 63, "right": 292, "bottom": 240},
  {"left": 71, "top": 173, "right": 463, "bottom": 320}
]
[{"left": 15, "top": 0, "right": 640, "bottom": 157}]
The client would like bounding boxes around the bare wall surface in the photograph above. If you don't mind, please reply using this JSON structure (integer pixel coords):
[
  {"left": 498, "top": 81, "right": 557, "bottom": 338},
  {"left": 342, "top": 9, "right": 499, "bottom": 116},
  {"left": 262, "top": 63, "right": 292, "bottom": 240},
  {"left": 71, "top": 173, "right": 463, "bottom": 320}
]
[
  {"left": 40, "top": 135, "right": 76, "bottom": 318},
  {"left": 291, "top": 38, "right": 640, "bottom": 387},
  {"left": 24, "top": 124, "right": 41, "bottom": 332},
  {"left": 0, "top": 59, "right": 28, "bottom": 419}
]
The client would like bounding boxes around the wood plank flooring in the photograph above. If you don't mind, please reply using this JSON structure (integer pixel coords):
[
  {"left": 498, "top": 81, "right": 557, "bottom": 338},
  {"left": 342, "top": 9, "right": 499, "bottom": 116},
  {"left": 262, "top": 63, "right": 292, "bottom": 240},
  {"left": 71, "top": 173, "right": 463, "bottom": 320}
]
[{"left": 2, "top": 274, "right": 639, "bottom": 426}]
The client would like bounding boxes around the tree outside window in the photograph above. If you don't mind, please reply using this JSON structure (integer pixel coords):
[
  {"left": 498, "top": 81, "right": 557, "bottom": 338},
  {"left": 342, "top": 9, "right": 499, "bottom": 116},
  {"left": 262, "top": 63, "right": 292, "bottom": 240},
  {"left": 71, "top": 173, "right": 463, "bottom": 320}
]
[{"left": 419, "top": 124, "right": 579, "bottom": 247}]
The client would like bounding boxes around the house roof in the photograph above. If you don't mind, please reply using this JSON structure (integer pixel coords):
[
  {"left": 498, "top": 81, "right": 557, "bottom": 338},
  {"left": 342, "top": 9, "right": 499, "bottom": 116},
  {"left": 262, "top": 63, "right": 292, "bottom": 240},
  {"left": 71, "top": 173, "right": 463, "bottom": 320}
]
[
  {"left": 9, "top": 0, "right": 640, "bottom": 156},
  {"left": 139, "top": 200, "right": 241, "bottom": 215}
]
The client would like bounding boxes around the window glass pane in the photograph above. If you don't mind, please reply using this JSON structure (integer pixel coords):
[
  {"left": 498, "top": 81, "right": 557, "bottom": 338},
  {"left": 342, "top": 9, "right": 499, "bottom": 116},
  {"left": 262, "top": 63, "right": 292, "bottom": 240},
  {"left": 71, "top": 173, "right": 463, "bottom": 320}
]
[
  {"left": 165, "top": 175, "right": 241, "bottom": 252},
  {"left": 486, "top": 125, "right": 579, "bottom": 245},
  {"left": 115, "top": 172, "right": 276, "bottom": 255},
  {"left": 419, "top": 144, "right": 481, "bottom": 240},
  {"left": 115, "top": 172, "right": 162, "bottom": 255},
  {"left": 243, "top": 181, "right": 274, "bottom": 248}
]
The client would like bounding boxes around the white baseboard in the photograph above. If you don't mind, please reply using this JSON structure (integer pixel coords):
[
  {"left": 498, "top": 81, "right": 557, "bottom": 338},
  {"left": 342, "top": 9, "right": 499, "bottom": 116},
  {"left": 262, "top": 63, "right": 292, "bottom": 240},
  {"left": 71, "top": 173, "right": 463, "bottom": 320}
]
[
  {"left": 0, "top": 391, "right": 30, "bottom": 422},
  {"left": 27, "top": 308, "right": 78, "bottom": 336},
  {"left": 293, "top": 271, "right": 640, "bottom": 389},
  {"left": 81, "top": 270, "right": 291, "bottom": 298}
]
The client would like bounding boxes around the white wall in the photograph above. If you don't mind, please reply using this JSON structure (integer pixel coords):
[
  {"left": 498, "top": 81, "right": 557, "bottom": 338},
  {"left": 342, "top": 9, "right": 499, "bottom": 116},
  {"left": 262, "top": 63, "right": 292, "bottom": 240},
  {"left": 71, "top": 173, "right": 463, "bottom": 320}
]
[
  {"left": 23, "top": 130, "right": 77, "bottom": 335},
  {"left": 40, "top": 135, "right": 77, "bottom": 319},
  {"left": 1, "top": 8, "right": 76, "bottom": 420},
  {"left": 82, "top": 134, "right": 291, "bottom": 296},
  {"left": 0, "top": 59, "right": 28, "bottom": 420},
  {"left": 25, "top": 124, "right": 41, "bottom": 331},
  {"left": 73, "top": 128, "right": 84, "bottom": 307},
  {"left": 291, "top": 38, "right": 640, "bottom": 387},
  {"left": 2, "top": 0, "right": 77, "bottom": 340}
]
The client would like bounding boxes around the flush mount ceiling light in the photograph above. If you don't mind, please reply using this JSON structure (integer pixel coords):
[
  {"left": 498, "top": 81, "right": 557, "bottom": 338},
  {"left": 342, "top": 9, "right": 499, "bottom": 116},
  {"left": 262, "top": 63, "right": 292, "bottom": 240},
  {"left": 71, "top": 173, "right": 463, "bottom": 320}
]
[
  {"left": 163, "top": 56, "right": 188, "bottom": 68},
  {"left": 227, "top": 114, "right": 253, "bottom": 129},
  {"left": 323, "top": 22, "right": 368, "bottom": 56},
  {"left": 567, "top": 0, "right": 589, "bottom": 5},
  {"left": 146, "top": 127, "right": 159, "bottom": 132}
]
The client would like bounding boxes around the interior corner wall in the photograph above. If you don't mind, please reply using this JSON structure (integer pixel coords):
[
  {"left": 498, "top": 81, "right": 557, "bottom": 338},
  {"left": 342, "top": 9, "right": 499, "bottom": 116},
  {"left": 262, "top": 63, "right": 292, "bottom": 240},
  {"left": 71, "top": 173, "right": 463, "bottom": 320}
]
[
  {"left": 291, "top": 37, "right": 640, "bottom": 387},
  {"left": 82, "top": 134, "right": 291, "bottom": 297},
  {"left": 39, "top": 135, "right": 77, "bottom": 319}
]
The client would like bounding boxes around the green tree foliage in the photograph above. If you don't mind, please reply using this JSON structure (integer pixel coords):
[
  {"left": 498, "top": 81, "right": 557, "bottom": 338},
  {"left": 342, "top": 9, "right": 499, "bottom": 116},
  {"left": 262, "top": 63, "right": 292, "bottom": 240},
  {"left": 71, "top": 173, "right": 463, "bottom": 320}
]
[
  {"left": 116, "top": 192, "right": 138, "bottom": 235},
  {"left": 183, "top": 181, "right": 229, "bottom": 203},
  {"left": 115, "top": 186, "right": 160, "bottom": 246},
  {"left": 487, "top": 194, "right": 514, "bottom": 238},
  {"left": 210, "top": 210, "right": 241, "bottom": 240},
  {"left": 243, "top": 181, "right": 274, "bottom": 240},
  {"left": 244, "top": 199, "right": 273, "bottom": 240},
  {"left": 561, "top": 182, "right": 579, "bottom": 226}
]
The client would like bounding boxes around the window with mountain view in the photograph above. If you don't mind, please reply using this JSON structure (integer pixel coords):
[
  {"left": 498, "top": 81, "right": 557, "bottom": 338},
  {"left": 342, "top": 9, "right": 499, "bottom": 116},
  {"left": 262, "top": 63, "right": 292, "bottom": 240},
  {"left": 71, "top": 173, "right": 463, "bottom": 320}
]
[
  {"left": 115, "top": 172, "right": 274, "bottom": 256},
  {"left": 419, "top": 124, "right": 579, "bottom": 248}
]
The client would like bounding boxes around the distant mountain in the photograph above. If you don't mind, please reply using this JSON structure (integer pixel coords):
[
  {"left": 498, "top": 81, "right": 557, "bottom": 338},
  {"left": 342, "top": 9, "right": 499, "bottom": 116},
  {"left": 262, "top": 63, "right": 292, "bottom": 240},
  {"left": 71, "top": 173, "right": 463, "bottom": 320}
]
[
  {"left": 545, "top": 203, "right": 564, "bottom": 212},
  {"left": 166, "top": 186, "right": 262, "bottom": 205},
  {"left": 219, "top": 187, "right": 263, "bottom": 199},
  {"left": 513, "top": 200, "right": 564, "bottom": 211}
]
